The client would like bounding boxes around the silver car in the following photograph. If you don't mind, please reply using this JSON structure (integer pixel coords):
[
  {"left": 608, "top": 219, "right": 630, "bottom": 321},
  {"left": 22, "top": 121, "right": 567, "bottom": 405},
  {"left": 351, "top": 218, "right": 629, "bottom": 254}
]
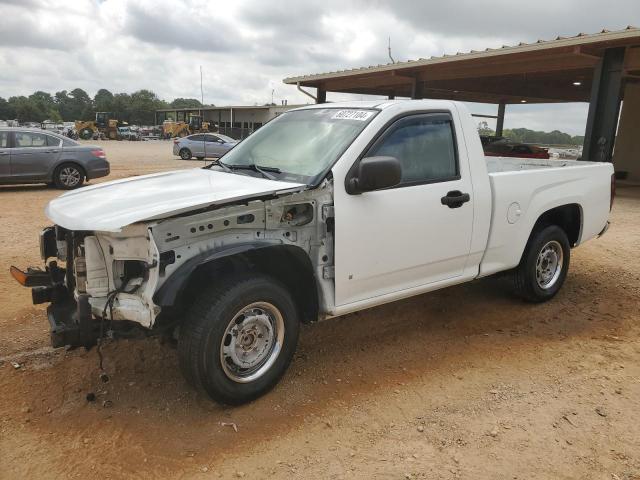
[
  {"left": 0, "top": 128, "right": 110, "bottom": 189},
  {"left": 173, "top": 133, "right": 238, "bottom": 160}
]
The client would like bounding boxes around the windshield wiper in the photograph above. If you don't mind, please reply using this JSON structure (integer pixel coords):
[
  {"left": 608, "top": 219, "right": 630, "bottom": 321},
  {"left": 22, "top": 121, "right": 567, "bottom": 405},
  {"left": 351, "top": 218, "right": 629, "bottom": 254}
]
[
  {"left": 222, "top": 163, "right": 281, "bottom": 180},
  {"left": 204, "top": 159, "right": 232, "bottom": 172}
]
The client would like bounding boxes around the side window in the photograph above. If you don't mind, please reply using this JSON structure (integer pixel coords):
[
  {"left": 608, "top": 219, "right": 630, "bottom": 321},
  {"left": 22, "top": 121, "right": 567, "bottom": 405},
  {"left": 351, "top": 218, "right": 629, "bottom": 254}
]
[
  {"left": 366, "top": 113, "right": 458, "bottom": 185},
  {"left": 15, "top": 132, "right": 48, "bottom": 148},
  {"left": 205, "top": 135, "right": 219, "bottom": 143},
  {"left": 189, "top": 134, "right": 205, "bottom": 141},
  {"left": 0, "top": 131, "right": 8, "bottom": 148},
  {"left": 46, "top": 135, "right": 61, "bottom": 147}
]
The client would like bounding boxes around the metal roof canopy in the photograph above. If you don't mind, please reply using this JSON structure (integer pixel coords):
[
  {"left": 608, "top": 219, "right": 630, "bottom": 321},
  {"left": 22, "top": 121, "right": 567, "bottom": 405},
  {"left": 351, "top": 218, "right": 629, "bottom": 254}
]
[{"left": 284, "top": 27, "right": 640, "bottom": 104}]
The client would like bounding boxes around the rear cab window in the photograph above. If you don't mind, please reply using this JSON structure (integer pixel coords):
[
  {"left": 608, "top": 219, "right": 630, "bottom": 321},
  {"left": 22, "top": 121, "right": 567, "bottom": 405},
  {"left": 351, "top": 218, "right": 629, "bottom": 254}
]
[{"left": 0, "top": 131, "right": 8, "bottom": 148}]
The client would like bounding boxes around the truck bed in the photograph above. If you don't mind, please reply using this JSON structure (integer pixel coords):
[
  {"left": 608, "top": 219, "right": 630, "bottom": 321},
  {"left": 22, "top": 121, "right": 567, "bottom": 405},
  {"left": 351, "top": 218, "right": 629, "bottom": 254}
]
[
  {"left": 479, "top": 156, "right": 612, "bottom": 278},
  {"left": 485, "top": 156, "right": 594, "bottom": 173}
]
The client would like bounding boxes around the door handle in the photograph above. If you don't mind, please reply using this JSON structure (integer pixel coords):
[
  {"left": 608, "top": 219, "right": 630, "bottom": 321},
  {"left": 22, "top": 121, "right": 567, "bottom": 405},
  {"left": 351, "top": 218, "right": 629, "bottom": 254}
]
[{"left": 441, "top": 190, "right": 470, "bottom": 208}]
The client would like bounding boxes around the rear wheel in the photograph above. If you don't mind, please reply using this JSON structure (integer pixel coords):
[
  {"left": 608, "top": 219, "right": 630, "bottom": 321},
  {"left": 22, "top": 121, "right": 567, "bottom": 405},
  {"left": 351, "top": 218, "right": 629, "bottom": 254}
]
[
  {"left": 53, "top": 163, "right": 85, "bottom": 189},
  {"left": 178, "top": 275, "right": 300, "bottom": 405},
  {"left": 179, "top": 148, "right": 192, "bottom": 160},
  {"left": 513, "top": 225, "right": 570, "bottom": 302},
  {"left": 196, "top": 156, "right": 205, "bottom": 160}
]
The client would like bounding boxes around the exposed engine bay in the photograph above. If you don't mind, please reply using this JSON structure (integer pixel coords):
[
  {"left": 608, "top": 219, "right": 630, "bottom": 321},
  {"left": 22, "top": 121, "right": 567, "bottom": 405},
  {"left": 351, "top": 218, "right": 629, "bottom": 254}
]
[{"left": 25, "top": 180, "right": 335, "bottom": 348}]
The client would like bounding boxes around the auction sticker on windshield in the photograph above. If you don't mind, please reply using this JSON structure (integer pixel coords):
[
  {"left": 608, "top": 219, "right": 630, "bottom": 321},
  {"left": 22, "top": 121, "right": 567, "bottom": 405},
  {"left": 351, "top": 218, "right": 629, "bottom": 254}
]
[{"left": 332, "top": 110, "right": 374, "bottom": 121}]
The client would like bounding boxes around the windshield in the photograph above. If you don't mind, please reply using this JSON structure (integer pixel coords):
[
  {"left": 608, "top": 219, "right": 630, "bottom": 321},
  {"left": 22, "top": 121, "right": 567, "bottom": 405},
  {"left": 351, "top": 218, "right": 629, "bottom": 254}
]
[{"left": 217, "top": 108, "right": 377, "bottom": 184}]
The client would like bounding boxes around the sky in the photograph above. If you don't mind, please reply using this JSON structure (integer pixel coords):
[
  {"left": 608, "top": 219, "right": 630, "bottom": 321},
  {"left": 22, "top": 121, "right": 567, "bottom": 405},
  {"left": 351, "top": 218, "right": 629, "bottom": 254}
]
[{"left": 0, "top": 0, "right": 638, "bottom": 135}]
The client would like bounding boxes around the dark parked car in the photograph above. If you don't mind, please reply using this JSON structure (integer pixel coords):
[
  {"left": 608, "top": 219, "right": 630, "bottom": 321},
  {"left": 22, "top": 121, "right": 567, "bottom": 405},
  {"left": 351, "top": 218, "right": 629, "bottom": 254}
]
[
  {"left": 483, "top": 139, "right": 550, "bottom": 159},
  {"left": 0, "top": 128, "right": 110, "bottom": 189}
]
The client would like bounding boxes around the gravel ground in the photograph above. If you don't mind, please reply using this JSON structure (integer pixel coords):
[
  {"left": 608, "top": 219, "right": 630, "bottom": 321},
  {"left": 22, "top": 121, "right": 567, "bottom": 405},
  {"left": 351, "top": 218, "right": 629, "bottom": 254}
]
[{"left": 0, "top": 140, "right": 638, "bottom": 479}]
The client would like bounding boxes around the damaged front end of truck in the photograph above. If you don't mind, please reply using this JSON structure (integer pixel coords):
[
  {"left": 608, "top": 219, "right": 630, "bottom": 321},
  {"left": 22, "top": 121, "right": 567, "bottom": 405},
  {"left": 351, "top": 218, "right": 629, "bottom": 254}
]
[{"left": 10, "top": 177, "right": 335, "bottom": 350}]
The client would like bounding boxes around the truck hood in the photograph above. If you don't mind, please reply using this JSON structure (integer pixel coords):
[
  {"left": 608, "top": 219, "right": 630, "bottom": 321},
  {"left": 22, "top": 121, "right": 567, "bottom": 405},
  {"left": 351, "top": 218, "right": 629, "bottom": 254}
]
[{"left": 45, "top": 168, "right": 305, "bottom": 232}]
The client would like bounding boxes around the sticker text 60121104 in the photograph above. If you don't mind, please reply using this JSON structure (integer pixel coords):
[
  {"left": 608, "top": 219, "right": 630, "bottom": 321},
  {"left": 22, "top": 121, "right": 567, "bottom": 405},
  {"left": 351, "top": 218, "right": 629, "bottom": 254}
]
[{"left": 331, "top": 110, "right": 374, "bottom": 121}]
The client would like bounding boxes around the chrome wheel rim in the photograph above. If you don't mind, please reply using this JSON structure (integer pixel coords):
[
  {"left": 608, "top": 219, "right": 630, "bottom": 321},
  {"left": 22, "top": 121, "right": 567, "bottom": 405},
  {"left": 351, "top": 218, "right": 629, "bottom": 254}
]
[
  {"left": 535, "top": 240, "right": 563, "bottom": 289},
  {"left": 60, "top": 167, "right": 81, "bottom": 187},
  {"left": 220, "top": 302, "right": 284, "bottom": 383},
  {"left": 181, "top": 150, "right": 190, "bottom": 159}
]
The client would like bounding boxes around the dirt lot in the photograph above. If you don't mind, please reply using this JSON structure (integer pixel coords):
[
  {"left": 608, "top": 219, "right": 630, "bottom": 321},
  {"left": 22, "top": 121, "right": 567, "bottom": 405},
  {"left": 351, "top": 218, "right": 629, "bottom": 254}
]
[{"left": 1, "top": 140, "right": 639, "bottom": 480}]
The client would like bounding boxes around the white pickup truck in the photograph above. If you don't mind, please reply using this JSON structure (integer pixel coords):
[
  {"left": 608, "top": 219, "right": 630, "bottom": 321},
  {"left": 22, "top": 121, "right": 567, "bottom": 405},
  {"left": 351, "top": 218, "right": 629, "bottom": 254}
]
[{"left": 12, "top": 100, "right": 614, "bottom": 404}]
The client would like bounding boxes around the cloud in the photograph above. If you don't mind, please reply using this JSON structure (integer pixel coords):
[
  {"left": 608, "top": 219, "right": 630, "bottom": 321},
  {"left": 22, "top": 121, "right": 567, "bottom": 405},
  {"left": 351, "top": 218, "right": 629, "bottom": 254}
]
[
  {"left": 122, "top": 1, "right": 245, "bottom": 53},
  {"left": 0, "top": 0, "right": 638, "bottom": 134},
  {"left": 0, "top": 1, "right": 86, "bottom": 50},
  {"left": 372, "top": 0, "right": 639, "bottom": 43}
]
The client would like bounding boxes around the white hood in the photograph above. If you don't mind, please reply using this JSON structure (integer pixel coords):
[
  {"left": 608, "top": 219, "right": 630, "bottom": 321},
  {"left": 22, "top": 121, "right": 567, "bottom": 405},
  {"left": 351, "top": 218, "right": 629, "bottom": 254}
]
[{"left": 45, "top": 168, "right": 305, "bottom": 232}]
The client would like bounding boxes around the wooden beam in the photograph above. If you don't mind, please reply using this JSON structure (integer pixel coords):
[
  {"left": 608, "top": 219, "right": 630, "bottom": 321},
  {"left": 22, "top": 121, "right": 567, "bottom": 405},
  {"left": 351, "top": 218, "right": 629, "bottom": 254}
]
[
  {"left": 624, "top": 46, "right": 640, "bottom": 72},
  {"left": 572, "top": 45, "right": 602, "bottom": 60},
  {"left": 413, "top": 53, "right": 598, "bottom": 82}
]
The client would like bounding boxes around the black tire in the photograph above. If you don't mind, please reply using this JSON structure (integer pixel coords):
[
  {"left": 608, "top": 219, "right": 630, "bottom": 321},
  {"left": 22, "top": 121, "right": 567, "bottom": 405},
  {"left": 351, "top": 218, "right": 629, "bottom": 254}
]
[
  {"left": 196, "top": 156, "right": 205, "bottom": 160},
  {"left": 178, "top": 274, "right": 300, "bottom": 405},
  {"left": 79, "top": 128, "right": 93, "bottom": 140},
  {"left": 52, "top": 163, "right": 85, "bottom": 189},
  {"left": 513, "top": 225, "right": 570, "bottom": 303},
  {"left": 179, "top": 148, "right": 192, "bottom": 160}
]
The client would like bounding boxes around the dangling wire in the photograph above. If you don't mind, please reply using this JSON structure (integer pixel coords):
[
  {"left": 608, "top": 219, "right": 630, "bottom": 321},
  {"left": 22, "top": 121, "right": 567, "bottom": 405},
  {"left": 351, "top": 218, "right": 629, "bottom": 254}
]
[
  {"left": 97, "top": 288, "right": 121, "bottom": 374},
  {"left": 93, "top": 260, "right": 156, "bottom": 380}
]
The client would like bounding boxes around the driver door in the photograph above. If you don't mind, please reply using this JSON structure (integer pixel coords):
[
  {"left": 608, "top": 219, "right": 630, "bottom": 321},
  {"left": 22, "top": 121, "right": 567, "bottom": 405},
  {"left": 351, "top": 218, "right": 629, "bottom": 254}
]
[{"left": 333, "top": 112, "right": 474, "bottom": 307}]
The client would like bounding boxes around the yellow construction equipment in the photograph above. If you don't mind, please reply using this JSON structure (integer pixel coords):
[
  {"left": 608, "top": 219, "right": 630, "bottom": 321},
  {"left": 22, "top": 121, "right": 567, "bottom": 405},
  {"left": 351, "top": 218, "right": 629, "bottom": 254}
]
[
  {"left": 74, "top": 119, "right": 96, "bottom": 140},
  {"left": 163, "top": 114, "right": 211, "bottom": 138},
  {"left": 75, "top": 112, "right": 122, "bottom": 140}
]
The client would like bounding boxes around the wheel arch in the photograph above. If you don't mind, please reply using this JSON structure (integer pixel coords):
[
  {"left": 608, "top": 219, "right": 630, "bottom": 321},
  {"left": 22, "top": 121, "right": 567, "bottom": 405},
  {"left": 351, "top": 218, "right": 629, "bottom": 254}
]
[
  {"left": 154, "top": 243, "right": 319, "bottom": 324},
  {"left": 530, "top": 203, "right": 583, "bottom": 247},
  {"left": 515, "top": 203, "right": 582, "bottom": 267}
]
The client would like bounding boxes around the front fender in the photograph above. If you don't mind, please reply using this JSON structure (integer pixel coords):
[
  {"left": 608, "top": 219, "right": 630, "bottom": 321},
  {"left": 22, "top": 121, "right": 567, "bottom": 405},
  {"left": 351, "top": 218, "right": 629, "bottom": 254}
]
[{"left": 153, "top": 241, "right": 280, "bottom": 307}]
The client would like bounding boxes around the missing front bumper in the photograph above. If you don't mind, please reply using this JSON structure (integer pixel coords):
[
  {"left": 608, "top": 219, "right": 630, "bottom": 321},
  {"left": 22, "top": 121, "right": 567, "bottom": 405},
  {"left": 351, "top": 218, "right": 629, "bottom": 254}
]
[{"left": 47, "top": 294, "right": 99, "bottom": 349}]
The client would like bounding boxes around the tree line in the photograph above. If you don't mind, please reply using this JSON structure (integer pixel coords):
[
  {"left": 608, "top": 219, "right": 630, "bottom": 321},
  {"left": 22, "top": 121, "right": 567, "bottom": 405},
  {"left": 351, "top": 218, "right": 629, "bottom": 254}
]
[
  {"left": 478, "top": 121, "right": 584, "bottom": 146},
  {"left": 0, "top": 88, "right": 206, "bottom": 126}
]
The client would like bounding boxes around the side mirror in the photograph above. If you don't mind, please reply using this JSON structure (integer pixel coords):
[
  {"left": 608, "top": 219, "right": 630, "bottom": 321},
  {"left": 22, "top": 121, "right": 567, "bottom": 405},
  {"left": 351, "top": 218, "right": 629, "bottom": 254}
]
[{"left": 346, "top": 156, "right": 402, "bottom": 194}]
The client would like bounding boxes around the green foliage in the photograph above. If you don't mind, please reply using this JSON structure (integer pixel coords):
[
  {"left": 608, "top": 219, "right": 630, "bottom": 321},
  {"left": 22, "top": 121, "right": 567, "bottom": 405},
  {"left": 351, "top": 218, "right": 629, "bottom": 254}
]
[
  {"left": 503, "top": 128, "right": 584, "bottom": 146},
  {"left": 1, "top": 88, "right": 169, "bottom": 125},
  {"left": 94, "top": 89, "right": 114, "bottom": 112},
  {"left": 0, "top": 97, "right": 14, "bottom": 119},
  {"left": 9, "top": 96, "right": 45, "bottom": 123},
  {"left": 477, "top": 124, "right": 583, "bottom": 146},
  {"left": 170, "top": 98, "right": 203, "bottom": 109},
  {"left": 128, "top": 90, "right": 168, "bottom": 125},
  {"left": 477, "top": 121, "right": 494, "bottom": 136}
]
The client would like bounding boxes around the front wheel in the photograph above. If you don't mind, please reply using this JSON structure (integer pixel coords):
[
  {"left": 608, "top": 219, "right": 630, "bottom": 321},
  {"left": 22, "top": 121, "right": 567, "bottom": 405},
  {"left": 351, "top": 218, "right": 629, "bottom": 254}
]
[
  {"left": 512, "top": 225, "right": 570, "bottom": 302},
  {"left": 179, "top": 148, "right": 192, "bottom": 160},
  {"left": 178, "top": 275, "right": 300, "bottom": 405}
]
